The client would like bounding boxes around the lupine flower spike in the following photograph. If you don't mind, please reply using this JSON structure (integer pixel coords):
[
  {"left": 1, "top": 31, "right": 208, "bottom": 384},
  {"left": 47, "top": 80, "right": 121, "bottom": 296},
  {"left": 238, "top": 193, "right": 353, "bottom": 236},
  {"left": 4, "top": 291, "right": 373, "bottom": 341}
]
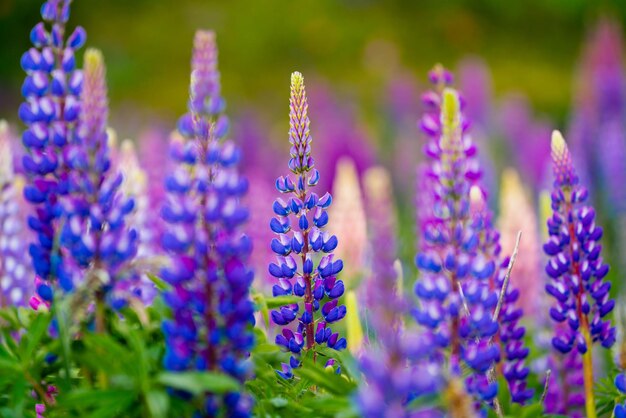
[
  {"left": 414, "top": 66, "right": 500, "bottom": 407},
  {"left": 160, "top": 30, "right": 255, "bottom": 417},
  {"left": 270, "top": 72, "right": 346, "bottom": 378},
  {"left": 0, "top": 121, "right": 33, "bottom": 307},
  {"left": 358, "top": 166, "right": 436, "bottom": 417},
  {"left": 61, "top": 49, "right": 138, "bottom": 321},
  {"left": 20, "top": 0, "right": 86, "bottom": 303},
  {"left": 470, "top": 186, "right": 533, "bottom": 403},
  {"left": 543, "top": 130, "right": 615, "bottom": 418}
]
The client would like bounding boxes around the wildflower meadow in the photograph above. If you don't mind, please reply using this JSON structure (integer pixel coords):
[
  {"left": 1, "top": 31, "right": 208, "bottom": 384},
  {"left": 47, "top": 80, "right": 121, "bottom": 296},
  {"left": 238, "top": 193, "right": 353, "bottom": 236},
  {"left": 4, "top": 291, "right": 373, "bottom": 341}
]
[{"left": 4, "top": 1, "right": 626, "bottom": 417}]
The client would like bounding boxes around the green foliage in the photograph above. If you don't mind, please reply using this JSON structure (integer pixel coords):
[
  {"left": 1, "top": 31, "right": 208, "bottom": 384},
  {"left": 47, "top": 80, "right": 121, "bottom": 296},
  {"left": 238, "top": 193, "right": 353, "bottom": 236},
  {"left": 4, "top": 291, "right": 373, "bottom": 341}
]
[{"left": 1, "top": 290, "right": 620, "bottom": 418}]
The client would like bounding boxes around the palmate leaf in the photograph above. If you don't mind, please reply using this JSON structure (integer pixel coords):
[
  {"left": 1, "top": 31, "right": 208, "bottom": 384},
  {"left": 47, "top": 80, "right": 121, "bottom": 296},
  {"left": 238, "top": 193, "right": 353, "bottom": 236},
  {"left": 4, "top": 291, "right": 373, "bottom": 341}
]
[{"left": 156, "top": 371, "right": 240, "bottom": 395}]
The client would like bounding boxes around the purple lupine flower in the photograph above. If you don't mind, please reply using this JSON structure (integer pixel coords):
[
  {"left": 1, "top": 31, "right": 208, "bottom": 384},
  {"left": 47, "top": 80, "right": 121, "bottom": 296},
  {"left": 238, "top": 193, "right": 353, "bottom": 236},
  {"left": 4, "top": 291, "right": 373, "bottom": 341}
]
[
  {"left": 115, "top": 139, "right": 158, "bottom": 304},
  {"left": 414, "top": 66, "right": 499, "bottom": 406},
  {"left": 577, "top": 18, "right": 626, "bottom": 214},
  {"left": 543, "top": 327, "right": 585, "bottom": 417},
  {"left": 470, "top": 187, "right": 534, "bottom": 404},
  {"left": 458, "top": 58, "right": 498, "bottom": 208},
  {"left": 357, "top": 166, "right": 430, "bottom": 417},
  {"left": 307, "top": 82, "right": 376, "bottom": 194},
  {"left": 498, "top": 94, "right": 552, "bottom": 191},
  {"left": 160, "top": 30, "right": 255, "bottom": 417},
  {"left": 270, "top": 72, "right": 346, "bottom": 378},
  {"left": 60, "top": 49, "right": 138, "bottom": 309},
  {"left": 138, "top": 127, "right": 170, "bottom": 243},
  {"left": 19, "top": 0, "right": 86, "bottom": 301},
  {"left": 0, "top": 121, "right": 33, "bottom": 307},
  {"left": 362, "top": 166, "right": 401, "bottom": 342},
  {"left": 543, "top": 130, "right": 615, "bottom": 417}
]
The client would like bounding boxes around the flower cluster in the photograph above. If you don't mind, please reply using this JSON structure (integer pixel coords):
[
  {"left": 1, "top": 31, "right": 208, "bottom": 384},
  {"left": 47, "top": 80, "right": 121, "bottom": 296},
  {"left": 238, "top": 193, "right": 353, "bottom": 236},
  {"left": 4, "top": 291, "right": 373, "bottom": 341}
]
[
  {"left": 543, "top": 130, "right": 615, "bottom": 417},
  {"left": 160, "top": 30, "right": 255, "bottom": 417},
  {"left": 0, "top": 122, "right": 33, "bottom": 307},
  {"left": 357, "top": 166, "right": 417, "bottom": 416},
  {"left": 470, "top": 187, "right": 533, "bottom": 403},
  {"left": 414, "top": 66, "right": 500, "bottom": 405},
  {"left": 543, "top": 334, "right": 585, "bottom": 417},
  {"left": 59, "top": 49, "right": 138, "bottom": 308},
  {"left": 19, "top": 0, "right": 86, "bottom": 301},
  {"left": 270, "top": 72, "right": 346, "bottom": 378}
]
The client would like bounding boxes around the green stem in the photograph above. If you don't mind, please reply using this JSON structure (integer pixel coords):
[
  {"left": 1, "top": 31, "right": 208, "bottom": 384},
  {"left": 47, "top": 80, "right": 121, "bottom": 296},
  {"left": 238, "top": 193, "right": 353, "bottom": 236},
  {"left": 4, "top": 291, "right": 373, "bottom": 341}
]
[{"left": 582, "top": 327, "right": 597, "bottom": 418}]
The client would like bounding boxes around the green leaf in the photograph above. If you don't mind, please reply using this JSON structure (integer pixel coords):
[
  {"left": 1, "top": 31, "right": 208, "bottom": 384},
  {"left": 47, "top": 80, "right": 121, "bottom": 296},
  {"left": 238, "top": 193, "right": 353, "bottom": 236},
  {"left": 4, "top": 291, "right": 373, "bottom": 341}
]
[
  {"left": 20, "top": 312, "right": 51, "bottom": 362},
  {"left": 156, "top": 371, "right": 240, "bottom": 395},
  {"left": 145, "top": 390, "right": 169, "bottom": 418},
  {"left": 268, "top": 396, "right": 288, "bottom": 408},
  {"left": 146, "top": 272, "right": 171, "bottom": 292},
  {"left": 265, "top": 295, "right": 301, "bottom": 309},
  {"left": 56, "top": 388, "right": 136, "bottom": 416},
  {"left": 520, "top": 403, "right": 544, "bottom": 417}
]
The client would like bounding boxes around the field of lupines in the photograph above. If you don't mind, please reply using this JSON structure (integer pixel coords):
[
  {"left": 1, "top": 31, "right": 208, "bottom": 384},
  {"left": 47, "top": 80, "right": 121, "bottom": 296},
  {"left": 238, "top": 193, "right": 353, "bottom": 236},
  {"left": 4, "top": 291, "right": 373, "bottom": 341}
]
[{"left": 4, "top": 1, "right": 626, "bottom": 417}]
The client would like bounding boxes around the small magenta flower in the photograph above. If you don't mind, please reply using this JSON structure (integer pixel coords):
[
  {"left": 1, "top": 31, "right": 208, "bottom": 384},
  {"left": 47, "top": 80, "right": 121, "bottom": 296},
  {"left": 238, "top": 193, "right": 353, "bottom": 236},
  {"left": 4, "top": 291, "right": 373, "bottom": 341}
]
[
  {"left": 19, "top": 0, "right": 86, "bottom": 302},
  {"left": 543, "top": 130, "right": 615, "bottom": 418},
  {"left": 59, "top": 50, "right": 138, "bottom": 308},
  {"left": 270, "top": 72, "right": 346, "bottom": 377},
  {"left": 160, "top": 30, "right": 255, "bottom": 417}
]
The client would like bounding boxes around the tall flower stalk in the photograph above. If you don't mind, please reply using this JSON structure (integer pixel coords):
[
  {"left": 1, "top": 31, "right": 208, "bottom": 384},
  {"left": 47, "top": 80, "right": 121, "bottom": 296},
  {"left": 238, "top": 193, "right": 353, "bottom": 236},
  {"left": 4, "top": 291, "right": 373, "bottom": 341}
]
[
  {"left": 19, "top": 0, "right": 86, "bottom": 302},
  {"left": 160, "top": 30, "right": 255, "bottom": 417},
  {"left": 470, "top": 187, "right": 533, "bottom": 403},
  {"left": 270, "top": 72, "right": 346, "bottom": 378},
  {"left": 61, "top": 49, "right": 138, "bottom": 326},
  {"left": 543, "top": 130, "right": 616, "bottom": 418},
  {"left": 414, "top": 66, "right": 500, "bottom": 406}
]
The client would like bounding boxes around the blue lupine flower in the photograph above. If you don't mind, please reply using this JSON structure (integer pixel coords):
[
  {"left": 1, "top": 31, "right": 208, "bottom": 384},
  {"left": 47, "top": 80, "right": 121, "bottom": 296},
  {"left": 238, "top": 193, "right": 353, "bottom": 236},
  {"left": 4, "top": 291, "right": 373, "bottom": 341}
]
[
  {"left": 269, "top": 72, "right": 346, "bottom": 377},
  {"left": 19, "top": 0, "right": 86, "bottom": 300},
  {"left": 58, "top": 49, "right": 138, "bottom": 308},
  {"left": 469, "top": 187, "right": 534, "bottom": 404},
  {"left": 160, "top": 30, "right": 255, "bottom": 418},
  {"left": 544, "top": 130, "right": 615, "bottom": 418}
]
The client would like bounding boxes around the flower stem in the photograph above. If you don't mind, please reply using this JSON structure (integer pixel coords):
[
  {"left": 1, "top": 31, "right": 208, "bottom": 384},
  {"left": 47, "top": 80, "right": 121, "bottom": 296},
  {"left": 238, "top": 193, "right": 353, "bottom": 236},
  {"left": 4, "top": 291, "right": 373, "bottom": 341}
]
[{"left": 582, "top": 327, "right": 596, "bottom": 418}]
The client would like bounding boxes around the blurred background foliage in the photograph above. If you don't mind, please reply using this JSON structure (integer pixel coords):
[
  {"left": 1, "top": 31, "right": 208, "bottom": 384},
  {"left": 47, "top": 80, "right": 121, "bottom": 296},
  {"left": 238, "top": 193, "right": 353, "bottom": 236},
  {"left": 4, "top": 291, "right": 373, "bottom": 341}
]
[{"left": 1, "top": 0, "right": 626, "bottom": 137}]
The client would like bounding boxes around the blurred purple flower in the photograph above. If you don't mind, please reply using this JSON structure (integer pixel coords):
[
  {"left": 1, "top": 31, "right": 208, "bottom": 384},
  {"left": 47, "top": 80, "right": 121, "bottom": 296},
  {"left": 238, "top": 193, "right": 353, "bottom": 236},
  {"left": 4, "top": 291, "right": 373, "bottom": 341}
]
[
  {"left": 0, "top": 121, "right": 34, "bottom": 307},
  {"left": 60, "top": 49, "right": 138, "bottom": 305},
  {"left": 414, "top": 65, "right": 499, "bottom": 406},
  {"left": 307, "top": 82, "right": 376, "bottom": 193},
  {"left": 160, "top": 30, "right": 255, "bottom": 417},
  {"left": 498, "top": 94, "right": 551, "bottom": 191}
]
